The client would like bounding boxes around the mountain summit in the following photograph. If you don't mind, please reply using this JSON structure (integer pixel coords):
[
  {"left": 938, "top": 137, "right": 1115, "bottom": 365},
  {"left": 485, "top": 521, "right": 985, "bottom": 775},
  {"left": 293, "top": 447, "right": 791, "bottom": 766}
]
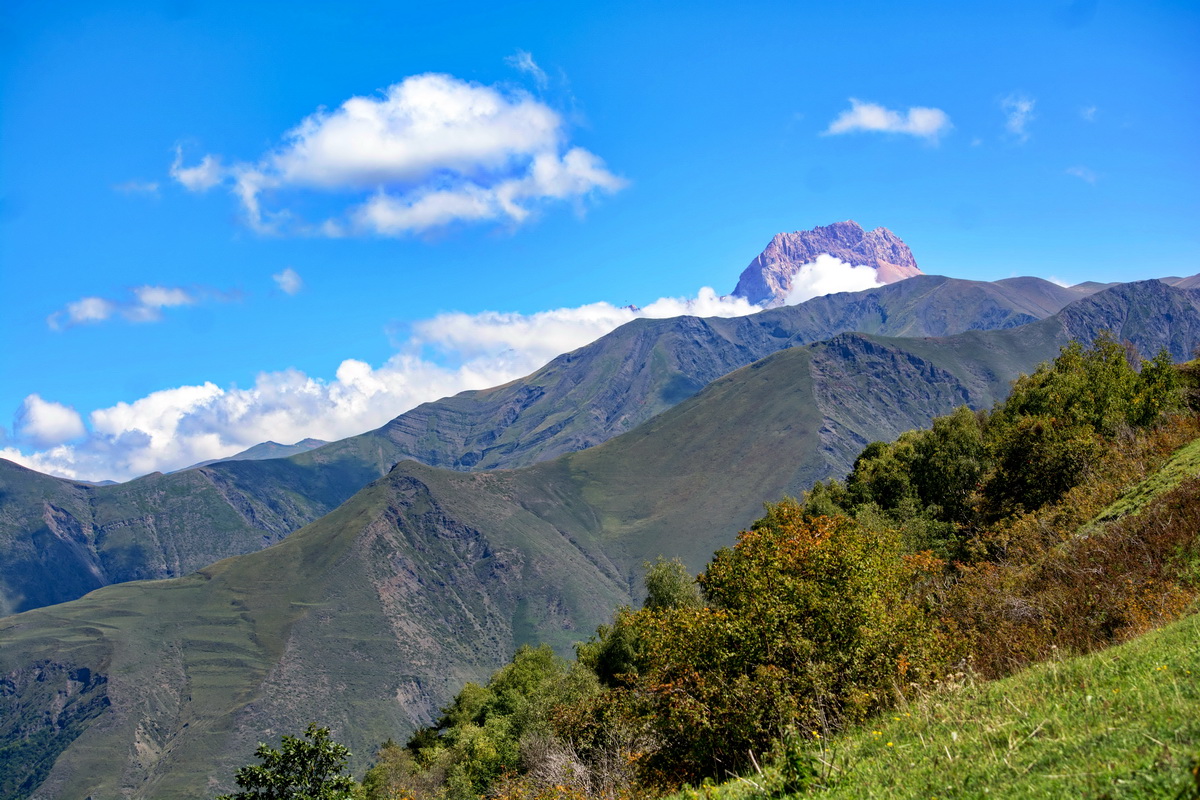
[{"left": 732, "top": 220, "right": 923, "bottom": 306}]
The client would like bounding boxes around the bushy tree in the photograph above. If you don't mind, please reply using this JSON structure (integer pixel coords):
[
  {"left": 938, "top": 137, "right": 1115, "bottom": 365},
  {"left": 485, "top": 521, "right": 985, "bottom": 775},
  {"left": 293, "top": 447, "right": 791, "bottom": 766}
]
[
  {"left": 401, "top": 645, "right": 599, "bottom": 800},
  {"left": 982, "top": 335, "right": 1179, "bottom": 516},
  {"left": 642, "top": 556, "right": 702, "bottom": 611},
  {"left": 624, "top": 502, "right": 939, "bottom": 785},
  {"left": 217, "top": 723, "right": 357, "bottom": 800},
  {"left": 911, "top": 406, "right": 986, "bottom": 525}
]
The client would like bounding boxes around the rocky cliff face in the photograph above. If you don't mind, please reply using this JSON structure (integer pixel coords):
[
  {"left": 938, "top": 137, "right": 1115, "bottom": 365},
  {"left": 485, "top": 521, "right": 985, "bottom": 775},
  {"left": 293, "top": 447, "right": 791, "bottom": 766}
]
[{"left": 733, "top": 220, "right": 922, "bottom": 306}]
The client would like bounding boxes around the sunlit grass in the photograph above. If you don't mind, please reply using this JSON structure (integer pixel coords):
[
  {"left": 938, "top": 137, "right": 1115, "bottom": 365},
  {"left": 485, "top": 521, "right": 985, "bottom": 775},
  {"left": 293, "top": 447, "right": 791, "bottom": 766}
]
[{"left": 674, "top": 611, "right": 1200, "bottom": 799}]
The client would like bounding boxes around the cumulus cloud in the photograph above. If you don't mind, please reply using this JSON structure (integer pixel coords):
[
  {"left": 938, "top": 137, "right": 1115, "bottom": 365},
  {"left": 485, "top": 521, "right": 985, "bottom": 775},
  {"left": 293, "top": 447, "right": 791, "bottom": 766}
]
[
  {"left": 273, "top": 267, "right": 304, "bottom": 295},
  {"left": 1001, "top": 94, "right": 1036, "bottom": 142},
  {"left": 783, "top": 255, "right": 885, "bottom": 305},
  {"left": 174, "top": 72, "right": 624, "bottom": 236},
  {"left": 6, "top": 287, "right": 758, "bottom": 482},
  {"left": 47, "top": 285, "right": 215, "bottom": 330},
  {"left": 823, "top": 98, "right": 952, "bottom": 142},
  {"left": 1065, "top": 165, "right": 1098, "bottom": 184},
  {"left": 506, "top": 49, "right": 548, "bottom": 89},
  {"left": 15, "top": 395, "right": 86, "bottom": 448}
]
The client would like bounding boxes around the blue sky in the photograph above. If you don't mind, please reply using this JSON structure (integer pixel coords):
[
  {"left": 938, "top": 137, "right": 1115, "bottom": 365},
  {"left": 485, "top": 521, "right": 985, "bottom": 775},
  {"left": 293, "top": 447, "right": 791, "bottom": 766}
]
[{"left": 1, "top": 0, "right": 1197, "bottom": 481}]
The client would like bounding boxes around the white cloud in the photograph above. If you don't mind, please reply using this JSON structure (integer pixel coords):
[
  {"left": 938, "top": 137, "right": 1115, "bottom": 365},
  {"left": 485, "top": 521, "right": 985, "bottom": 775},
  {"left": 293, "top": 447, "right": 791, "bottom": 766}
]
[
  {"left": 114, "top": 180, "right": 160, "bottom": 195},
  {"left": 171, "top": 148, "right": 224, "bottom": 191},
  {"left": 1001, "top": 94, "right": 1036, "bottom": 142},
  {"left": 506, "top": 49, "right": 549, "bottom": 89},
  {"left": 1080, "top": 105, "right": 1097, "bottom": 122},
  {"left": 48, "top": 296, "right": 119, "bottom": 329},
  {"left": 823, "top": 98, "right": 952, "bottom": 142},
  {"left": 15, "top": 395, "right": 86, "bottom": 448},
  {"left": 7, "top": 287, "right": 758, "bottom": 482},
  {"left": 273, "top": 267, "right": 304, "bottom": 295},
  {"left": 783, "top": 255, "right": 885, "bottom": 305},
  {"left": 176, "top": 72, "right": 624, "bottom": 236},
  {"left": 47, "top": 285, "right": 208, "bottom": 329},
  {"left": 1065, "top": 165, "right": 1098, "bottom": 184}
]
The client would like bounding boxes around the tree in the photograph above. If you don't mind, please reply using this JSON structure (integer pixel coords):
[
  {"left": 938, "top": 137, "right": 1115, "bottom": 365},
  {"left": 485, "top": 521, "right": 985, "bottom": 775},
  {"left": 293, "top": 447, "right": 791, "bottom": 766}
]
[
  {"left": 217, "top": 723, "right": 358, "bottom": 800},
  {"left": 642, "top": 556, "right": 702, "bottom": 611}
]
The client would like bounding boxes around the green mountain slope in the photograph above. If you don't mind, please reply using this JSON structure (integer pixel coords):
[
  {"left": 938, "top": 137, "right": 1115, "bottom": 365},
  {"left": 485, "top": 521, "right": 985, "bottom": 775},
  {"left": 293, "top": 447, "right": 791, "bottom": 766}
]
[
  {"left": 6, "top": 285, "right": 1191, "bottom": 799},
  {"left": 0, "top": 274, "right": 1107, "bottom": 615}
]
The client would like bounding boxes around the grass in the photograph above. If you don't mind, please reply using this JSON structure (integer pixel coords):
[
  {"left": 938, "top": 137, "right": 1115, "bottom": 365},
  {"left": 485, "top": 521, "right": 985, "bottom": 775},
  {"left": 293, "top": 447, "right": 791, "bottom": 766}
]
[
  {"left": 674, "top": 612, "right": 1200, "bottom": 800},
  {"left": 1094, "top": 437, "right": 1200, "bottom": 524}
]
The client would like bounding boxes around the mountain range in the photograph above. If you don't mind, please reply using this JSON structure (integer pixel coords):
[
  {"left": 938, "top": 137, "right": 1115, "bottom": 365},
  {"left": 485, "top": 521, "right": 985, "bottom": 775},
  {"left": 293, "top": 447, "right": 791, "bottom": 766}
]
[
  {"left": 3, "top": 269, "right": 1200, "bottom": 798},
  {"left": 0, "top": 271, "right": 1102, "bottom": 617}
]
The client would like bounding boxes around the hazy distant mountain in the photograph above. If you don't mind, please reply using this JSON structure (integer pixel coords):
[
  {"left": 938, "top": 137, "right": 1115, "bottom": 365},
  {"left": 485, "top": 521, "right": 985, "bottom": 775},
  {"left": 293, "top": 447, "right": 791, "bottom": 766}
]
[
  {"left": 0, "top": 274, "right": 1098, "bottom": 616},
  {"left": 176, "top": 438, "right": 329, "bottom": 472},
  {"left": 3, "top": 279, "right": 1199, "bottom": 798},
  {"left": 731, "top": 220, "right": 924, "bottom": 306}
]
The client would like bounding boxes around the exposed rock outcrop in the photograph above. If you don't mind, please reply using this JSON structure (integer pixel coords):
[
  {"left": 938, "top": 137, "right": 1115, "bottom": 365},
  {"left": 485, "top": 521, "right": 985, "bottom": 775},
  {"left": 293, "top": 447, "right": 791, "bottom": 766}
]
[{"left": 733, "top": 220, "right": 922, "bottom": 306}]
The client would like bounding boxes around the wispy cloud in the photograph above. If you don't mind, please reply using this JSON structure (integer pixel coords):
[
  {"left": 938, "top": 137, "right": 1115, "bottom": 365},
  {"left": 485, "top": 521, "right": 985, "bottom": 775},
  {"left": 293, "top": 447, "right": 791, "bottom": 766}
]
[
  {"left": 171, "top": 72, "right": 624, "bottom": 236},
  {"left": 1080, "top": 105, "right": 1098, "bottom": 122},
  {"left": 170, "top": 148, "right": 224, "bottom": 191},
  {"left": 823, "top": 98, "right": 952, "bottom": 143},
  {"left": 1001, "top": 93, "right": 1036, "bottom": 142},
  {"left": 273, "top": 267, "right": 304, "bottom": 295},
  {"left": 113, "top": 179, "right": 160, "bottom": 195},
  {"left": 1065, "top": 165, "right": 1098, "bottom": 184},
  {"left": 45, "top": 284, "right": 231, "bottom": 330},
  {"left": 505, "top": 49, "right": 548, "bottom": 89}
]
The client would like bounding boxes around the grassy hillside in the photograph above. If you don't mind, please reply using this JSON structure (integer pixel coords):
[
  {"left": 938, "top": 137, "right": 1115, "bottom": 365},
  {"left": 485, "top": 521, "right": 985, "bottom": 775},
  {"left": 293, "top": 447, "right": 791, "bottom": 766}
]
[
  {"left": 674, "top": 610, "right": 1200, "bottom": 800},
  {"left": 0, "top": 274, "right": 1104, "bottom": 615}
]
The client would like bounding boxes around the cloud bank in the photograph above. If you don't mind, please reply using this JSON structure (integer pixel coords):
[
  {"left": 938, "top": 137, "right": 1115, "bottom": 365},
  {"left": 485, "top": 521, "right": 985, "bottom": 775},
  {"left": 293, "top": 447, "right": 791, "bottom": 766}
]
[
  {"left": 6, "top": 288, "right": 757, "bottom": 482},
  {"left": 172, "top": 72, "right": 625, "bottom": 236},
  {"left": 823, "top": 98, "right": 952, "bottom": 142},
  {"left": 10, "top": 254, "right": 905, "bottom": 482}
]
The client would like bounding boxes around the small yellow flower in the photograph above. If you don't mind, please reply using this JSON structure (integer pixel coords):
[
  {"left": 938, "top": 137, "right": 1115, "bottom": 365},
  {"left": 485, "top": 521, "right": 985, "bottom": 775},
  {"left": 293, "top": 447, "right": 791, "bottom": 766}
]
[{"left": 887, "top": 742, "right": 894, "bottom": 747}]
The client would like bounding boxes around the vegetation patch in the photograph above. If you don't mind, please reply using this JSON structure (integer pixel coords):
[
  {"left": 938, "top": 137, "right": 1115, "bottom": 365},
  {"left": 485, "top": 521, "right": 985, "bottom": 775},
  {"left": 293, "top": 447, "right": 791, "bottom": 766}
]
[
  {"left": 1094, "top": 437, "right": 1200, "bottom": 523},
  {"left": 675, "top": 611, "right": 1200, "bottom": 800}
]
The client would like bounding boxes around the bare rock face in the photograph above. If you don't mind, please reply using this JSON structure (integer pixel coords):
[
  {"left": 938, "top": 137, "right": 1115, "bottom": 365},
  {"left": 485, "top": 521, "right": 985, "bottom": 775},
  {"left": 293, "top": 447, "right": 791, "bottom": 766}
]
[{"left": 732, "top": 220, "right": 923, "bottom": 306}]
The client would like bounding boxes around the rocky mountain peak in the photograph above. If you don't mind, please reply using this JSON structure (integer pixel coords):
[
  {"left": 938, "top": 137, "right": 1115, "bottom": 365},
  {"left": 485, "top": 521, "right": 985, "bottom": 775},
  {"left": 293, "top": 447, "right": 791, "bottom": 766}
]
[{"left": 732, "top": 220, "right": 923, "bottom": 306}]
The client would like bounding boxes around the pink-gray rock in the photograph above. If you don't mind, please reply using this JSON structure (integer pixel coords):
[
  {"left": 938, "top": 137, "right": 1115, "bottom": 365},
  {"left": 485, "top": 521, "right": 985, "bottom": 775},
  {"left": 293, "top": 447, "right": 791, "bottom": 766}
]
[{"left": 732, "top": 220, "right": 923, "bottom": 306}]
